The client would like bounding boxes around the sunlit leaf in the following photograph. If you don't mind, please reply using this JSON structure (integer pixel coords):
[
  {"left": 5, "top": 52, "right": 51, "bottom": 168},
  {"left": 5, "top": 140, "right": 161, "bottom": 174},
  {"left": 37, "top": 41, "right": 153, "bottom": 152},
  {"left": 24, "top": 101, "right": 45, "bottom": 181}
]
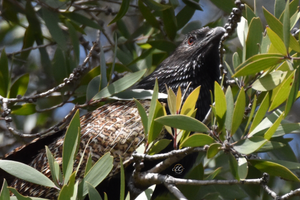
[
  {"left": 238, "top": 157, "right": 248, "bottom": 180},
  {"left": 266, "top": 27, "right": 286, "bottom": 55},
  {"left": 246, "top": 17, "right": 263, "bottom": 59},
  {"left": 225, "top": 86, "right": 234, "bottom": 132},
  {"left": 11, "top": 103, "right": 36, "bottom": 115},
  {"left": 214, "top": 82, "right": 226, "bottom": 129},
  {"left": 181, "top": 86, "right": 200, "bottom": 115},
  {"left": 249, "top": 159, "right": 300, "bottom": 182},
  {"left": 231, "top": 88, "right": 245, "bottom": 135},
  {"left": 134, "top": 99, "right": 148, "bottom": 137},
  {"left": 207, "top": 143, "right": 222, "bottom": 159},
  {"left": 282, "top": 0, "right": 290, "bottom": 51},
  {"left": 264, "top": 112, "right": 285, "bottom": 140},
  {"left": 180, "top": 133, "right": 214, "bottom": 148},
  {"left": 252, "top": 70, "right": 287, "bottom": 91},
  {"left": 233, "top": 136, "right": 267, "bottom": 155},
  {"left": 148, "top": 139, "right": 171, "bottom": 155},
  {"left": 9, "top": 73, "right": 29, "bottom": 98}
]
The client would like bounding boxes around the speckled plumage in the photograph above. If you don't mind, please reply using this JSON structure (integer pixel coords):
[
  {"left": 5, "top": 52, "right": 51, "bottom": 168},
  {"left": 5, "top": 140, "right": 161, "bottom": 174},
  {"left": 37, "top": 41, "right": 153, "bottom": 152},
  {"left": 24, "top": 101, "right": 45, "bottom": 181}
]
[{"left": 12, "top": 100, "right": 150, "bottom": 198}]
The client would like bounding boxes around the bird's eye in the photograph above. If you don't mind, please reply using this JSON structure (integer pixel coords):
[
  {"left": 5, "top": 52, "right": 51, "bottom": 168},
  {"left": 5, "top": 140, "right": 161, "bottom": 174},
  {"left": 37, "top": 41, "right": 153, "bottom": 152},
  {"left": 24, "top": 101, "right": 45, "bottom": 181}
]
[{"left": 188, "top": 36, "right": 196, "bottom": 45}]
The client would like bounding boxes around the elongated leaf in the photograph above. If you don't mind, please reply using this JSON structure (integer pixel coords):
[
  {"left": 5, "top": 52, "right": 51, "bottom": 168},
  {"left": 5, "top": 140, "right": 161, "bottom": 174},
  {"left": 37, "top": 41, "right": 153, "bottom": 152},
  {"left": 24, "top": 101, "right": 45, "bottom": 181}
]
[
  {"left": 0, "top": 160, "right": 56, "bottom": 188},
  {"left": 92, "top": 69, "right": 146, "bottom": 100},
  {"left": 167, "top": 87, "right": 177, "bottom": 115},
  {"left": 246, "top": 17, "right": 263, "bottom": 59},
  {"left": 181, "top": 86, "right": 200, "bottom": 115},
  {"left": 176, "top": 4, "right": 196, "bottom": 30},
  {"left": 155, "top": 114, "right": 209, "bottom": 133},
  {"left": 120, "top": 157, "right": 125, "bottom": 200},
  {"left": 134, "top": 99, "right": 148, "bottom": 137},
  {"left": 231, "top": 89, "right": 245, "bottom": 135},
  {"left": 263, "top": 7, "right": 300, "bottom": 52},
  {"left": 274, "top": 0, "right": 285, "bottom": 18},
  {"left": 238, "top": 157, "right": 248, "bottom": 180},
  {"left": 0, "top": 179, "right": 9, "bottom": 200},
  {"left": 249, "top": 159, "right": 300, "bottom": 182},
  {"left": 233, "top": 57, "right": 283, "bottom": 77},
  {"left": 52, "top": 48, "right": 67, "bottom": 83},
  {"left": 285, "top": 68, "right": 300, "bottom": 115},
  {"left": 233, "top": 136, "right": 267, "bottom": 154},
  {"left": 148, "top": 100, "right": 165, "bottom": 143},
  {"left": 99, "top": 43, "right": 107, "bottom": 89},
  {"left": 78, "top": 152, "right": 113, "bottom": 197},
  {"left": 180, "top": 133, "right": 214, "bottom": 148},
  {"left": 87, "top": 182, "right": 103, "bottom": 200},
  {"left": 148, "top": 80, "right": 159, "bottom": 133},
  {"left": 225, "top": 86, "right": 234, "bottom": 132},
  {"left": 62, "top": 110, "right": 80, "bottom": 184},
  {"left": 162, "top": 8, "right": 177, "bottom": 40},
  {"left": 252, "top": 70, "right": 287, "bottom": 91},
  {"left": 46, "top": 146, "right": 59, "bottom": 187},
  {"left": 62, "top": 12, "right": 101, "bottom": 29},
  {"left": 262, "top": 159, "right": 300, "bottom": 170},
  {"left": 269, "top": 70, "right": 296, "bottom": 111},
  {"left": 244, "top": 95, "right": 257, "bottom": 133},
  {"left": 109, "top": 0, "right": 129, "bottom": 25},
  {"left": 283, "top": 0, "right": 290, "bottom": 51},
  {"left": 41, "top": 8, "right": 67, "bottom": 51},
  {"left": 87, "top": 75, "right": 101, "bottom": 101},
  {"left": 264, "top": 112, "right": 285, "bottom": 140},
  {"left": 249, "top": 93, "right": 270, "bottom": 133},
  {"left": 143, "top": 0, "right": 172, "bottom": 11},
  {"left": 266, "top": 27, "right": 286, "bottom": 55},
  {"left": 228, "top": 153, "right": 239, "bottom": 180},
  {"left": 148, "top": 139, "right": 171, "bottom": 155},
  {"left": 0, "top": 50, "right": 9, "bottom": 97},
  {"left": 58, "top": 172, "right": 76, "bottom": 200},
  {"left": 214, "top": 82, "right": 226, "bottom": 129},
  {"left": 138, "top": 0, "right": 160, "bottom": 29},
  {"left": 182, "top": 0, "right": 202, "bottom": 10},
  {"left": 176, "top": 87, "right": 182, "bottom": 112},
  {"left": 207, "top": 143, "right": 222, "bottom": 159},
  {"left": 11, "top": 103, "right": 36, "bottom": 115},
  {"left": 65, "top": 21, "right": 80, "bottom": 65},
  {"left": 9, "top": 73, "right": 29, "bottom": 98}
]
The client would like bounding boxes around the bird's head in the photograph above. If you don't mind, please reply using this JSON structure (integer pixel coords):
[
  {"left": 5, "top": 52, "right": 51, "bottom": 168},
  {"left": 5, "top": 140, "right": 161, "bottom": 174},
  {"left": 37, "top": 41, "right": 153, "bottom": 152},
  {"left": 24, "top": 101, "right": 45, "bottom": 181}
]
[{"left": 136, "top": 26, "right": 226, "bottom": 120}]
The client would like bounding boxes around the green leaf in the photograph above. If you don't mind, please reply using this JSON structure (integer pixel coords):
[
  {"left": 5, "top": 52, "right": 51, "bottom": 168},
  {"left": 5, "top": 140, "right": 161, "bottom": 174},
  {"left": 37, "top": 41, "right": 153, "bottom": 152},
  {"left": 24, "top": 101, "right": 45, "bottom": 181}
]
[
  {"left": 9, "top": 73, "right": 29, "bottom": 98},
  {"left": 148, "top": 40, "right": 177, "bottom": 54},
  {"left": 209, "top": 0, "right": 236, "bottom": 13},
  {"left": 176, "top": 4, "right": 197, "bottom": 30},
  {"left": 87, "top": 75, "right": 101, "bottom": 101},
  {"left": 148, "top": 139, "right": 171, "bottom": 155},
  {"left": 109, "top": 0, "right": 129, "bottom": 25},
  {"left": 207, "top": 143, "right": 222, "bottom": 159},
  {"left": 274, "top": 0, "right": 285, "bottom": 18},
  {"left": 266, "top": 27, "right": 286, "bottom": 55},
  {"left": 142, "top": 0, "right": 172, "bottom": 11},
  {"left": 214, "top": 82, "right": 226, "bottom": 129},
  {"left": 283, "top": 0, "right": 290, "bottom": 52},
  {"left": 225, "top": 86, "right": 234, "bottom": 132},
  {"left": 264, "top": 112, "right": 285, "bottom": 140},
  {"left": 246, "top": 17, "right": 263, "bottom": 59},
  {"left": 263, "top": 7, "right": 300, "bottom": 52},
  {"left": 238, "top": 157, "right": 248, "bottom": 180},
  {"left": 233, "top": 56, "right": 283, "bottom": 77},
  {"left": 182, "top": 0, "right": 202, "bottom": 11},
  {"left": 87, "top": 182, "right": 103, "bottom": 200},
  {"left": 285, "top": 68, "right": 300, "bottom": 115},
  {"left": 269, "top": 70, "right": 296, "bottom": 111},
  {"left": 257, "top": 140, "right": 285, "bottom": 152},
  {"left": 120, "top": 157, "right": 125, "bottom": 200},
  {"left": 0, "top": 160, "right": 57, "bottom": 188},
  {"left": 148, "top": 100, "right": 165, "bottom": 143},
  {"left": 231, "top": 89, "right": 245, "bottom": 135},
  {"left": 249, "top": 93, "right": 270, "bottom": 133},
  {"left": 228, "top": 153, "right": 239, "bottom": 180},
  {"left": 0, "top": 50, "right": 9, "bottom": 97},
  {"left": 262, "top": 159, "right": 300, "bottom": 170},
  {"left": 180, "top": 133, "right": 214, "bottom": 148},
  {"left": 65, "top": 20, "right": 80, "bottom": 65},
  {"left": 61, "top": 12, "right": 101, "bottom": 29},
  {"left": 92, "top": 69, "right": 146, "bottom": 100},
  {"left": 0, "top": 179, "right": 9, "bottom": 200},
  {"left": 244, "top": 95, "right": 257, "bottom": 133},
  {"left": 181, "top": 86, "right": 200, "bottom": 115},
  {"left": 138, "top": 0, "right": 160, "bottom": 29},
  {"left": 249, "top": 159, "right": 300, "bottom": 182},
  {"left": 58, "top": 172, "right": 76, "bottom": 200},
  {"left": 233, "top": 136, "right": 267, "bottom": 154},
  {"left": 147, "top": 80, "right": 159, "bottom": 132},
  {"left": 62, "top": 109, "right": 80, "bottom": 184},
  {"left": 20, "top": 26, "right": 35, "bottom": 60},
  {"left": 134, "top": 99, "right": 149, "bottom": 137},
  {"left": 78, "top": 152, "right": 113, "bottom": 197},
  {"left": 85, "top": 154, "right": 93, "bottom": 175},
  {"left": 274, "top": 123, "right": 300, "bottom": 137},
  {"left": 46, "top": 146, "right": 60, "bottom": 187},
  {"left": 41, "top": 8, "right": 67, "bottom": 51},
  {"left": 8, "top": 188, "right": 32, "bottom": 200},
  {"left": 167, "top": 87, "right": 177, "bottom": 115},
  {"left": 53, "top": 47, "right": 67, "bottom": 83},
  {"left": 155, "top": 114, "right": 209, "bottom": 133},
  {"left": 11, "top": 103, "right": 36, "bottom": 115},
  {"left": 162, "top": 8, "right": 177, "bottom": 40},
  {"left": 252, "top": 70, "right": 287, "bottom": 91}
]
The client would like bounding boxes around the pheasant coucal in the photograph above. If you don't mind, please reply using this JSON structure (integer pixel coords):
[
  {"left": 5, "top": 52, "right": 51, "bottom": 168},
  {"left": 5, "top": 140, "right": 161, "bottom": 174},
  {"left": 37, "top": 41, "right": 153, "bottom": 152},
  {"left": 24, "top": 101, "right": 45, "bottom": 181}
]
[{"left": 2, "top": 26, "right": 225, "bottom": 199}]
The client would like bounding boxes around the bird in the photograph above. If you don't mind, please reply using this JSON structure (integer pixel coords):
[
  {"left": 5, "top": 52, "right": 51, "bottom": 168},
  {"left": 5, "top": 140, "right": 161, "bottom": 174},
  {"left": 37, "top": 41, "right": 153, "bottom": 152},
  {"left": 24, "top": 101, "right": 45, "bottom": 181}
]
[{"left": 2, "top": 26, "right": 225, "bottom": 199}]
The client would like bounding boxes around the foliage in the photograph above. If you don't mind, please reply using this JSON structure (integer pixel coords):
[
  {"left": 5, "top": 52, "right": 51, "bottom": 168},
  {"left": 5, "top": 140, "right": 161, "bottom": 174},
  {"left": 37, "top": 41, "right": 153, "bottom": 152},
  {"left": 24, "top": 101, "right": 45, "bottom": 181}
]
[{"left": 1, "top": 0, "right": 300, "bottom": 200}]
